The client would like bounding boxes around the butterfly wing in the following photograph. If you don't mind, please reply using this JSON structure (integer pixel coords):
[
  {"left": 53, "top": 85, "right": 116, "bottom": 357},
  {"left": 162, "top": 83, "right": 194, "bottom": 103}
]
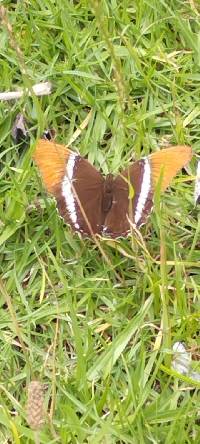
[
  {"left": 103, "top": 145, "right": 192, "bottom": 237},
  {"left": 33, "top": 139, "right": 104, "bottom": 235},
  {"left": 149, "top": 145, "right": 192, "bottom": 191}
]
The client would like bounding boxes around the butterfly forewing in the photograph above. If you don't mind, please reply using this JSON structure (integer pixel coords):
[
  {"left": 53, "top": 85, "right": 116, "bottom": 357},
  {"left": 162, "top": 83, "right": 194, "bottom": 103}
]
[{"left": 149, "top": 145, "right": 192, "bottom": 191}]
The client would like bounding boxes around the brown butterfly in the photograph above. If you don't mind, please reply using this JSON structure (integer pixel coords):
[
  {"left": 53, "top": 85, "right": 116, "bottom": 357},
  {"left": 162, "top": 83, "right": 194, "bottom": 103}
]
[{"left": 33, "top": 140, "right": 192, "bottom": 237}]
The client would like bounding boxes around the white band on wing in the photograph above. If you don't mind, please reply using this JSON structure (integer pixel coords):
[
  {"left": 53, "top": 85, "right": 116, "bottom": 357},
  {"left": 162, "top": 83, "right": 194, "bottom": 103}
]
[
  {"left": 194, "top": 160, "right": 200, "bottom": 204},
  {"left": 62, "top": 153, "right": 80, "bottom": 229},
  {"left": 134, "top": 158, "right": 151, "bottom": 225}
]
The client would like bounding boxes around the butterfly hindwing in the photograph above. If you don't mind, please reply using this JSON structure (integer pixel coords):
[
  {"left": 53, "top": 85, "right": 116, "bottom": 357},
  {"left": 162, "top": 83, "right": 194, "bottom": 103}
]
[{"left": 60, "top": 155, "right": 104, "bottom": 235}]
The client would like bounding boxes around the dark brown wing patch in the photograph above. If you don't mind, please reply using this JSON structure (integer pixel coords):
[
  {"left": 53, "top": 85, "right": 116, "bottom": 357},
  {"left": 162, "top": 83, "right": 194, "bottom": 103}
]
[{"left": 60, "top": 155, "right": 104, "bottom": 235}]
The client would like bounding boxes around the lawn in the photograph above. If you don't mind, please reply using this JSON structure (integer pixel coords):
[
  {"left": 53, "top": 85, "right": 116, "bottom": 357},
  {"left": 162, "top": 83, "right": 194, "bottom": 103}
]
[{"left": 0, "top": 1, "right": 200, "bottom": 443}]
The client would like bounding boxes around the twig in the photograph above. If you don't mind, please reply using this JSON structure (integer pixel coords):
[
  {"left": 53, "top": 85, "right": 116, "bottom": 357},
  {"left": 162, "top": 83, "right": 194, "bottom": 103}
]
[{"left": 0, "top": 81, "right": 52, "bottom": 101}]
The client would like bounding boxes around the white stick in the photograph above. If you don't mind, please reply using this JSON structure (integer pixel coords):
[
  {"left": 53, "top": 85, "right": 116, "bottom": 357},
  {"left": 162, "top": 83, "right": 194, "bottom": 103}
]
[
  {"left": 0, "top": 81, "right": 52, "bottom": 101},
  {"left": 67, "top": 109, "right": 93, "bottom": 146},
  {"left": 194, "top": 160, "right": 200, "bottom": 204}
]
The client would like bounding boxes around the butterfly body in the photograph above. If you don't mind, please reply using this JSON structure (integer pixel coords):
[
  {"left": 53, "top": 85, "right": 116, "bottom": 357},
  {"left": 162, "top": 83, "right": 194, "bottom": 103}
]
[
  {"left": 102, "top": 174, "right": 114, "bottom": 213},
  {"left": 33, "top": 140, "right": 192, "bottom": 237}
]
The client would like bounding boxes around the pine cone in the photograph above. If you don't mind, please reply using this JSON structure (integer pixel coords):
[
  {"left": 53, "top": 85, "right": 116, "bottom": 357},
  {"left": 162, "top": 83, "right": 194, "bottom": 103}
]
[{"left": 27, "top": 381, "right": 45, "bottom": 430}]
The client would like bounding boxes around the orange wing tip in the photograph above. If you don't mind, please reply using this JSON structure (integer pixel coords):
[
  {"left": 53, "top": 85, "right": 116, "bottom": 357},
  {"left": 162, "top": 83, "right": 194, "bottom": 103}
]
[
  {"left": 149, "top": 145, "right": 192, "bottom": 191},
  {"left": 33, "top": 139, "right": 71, "bottom": 194}
]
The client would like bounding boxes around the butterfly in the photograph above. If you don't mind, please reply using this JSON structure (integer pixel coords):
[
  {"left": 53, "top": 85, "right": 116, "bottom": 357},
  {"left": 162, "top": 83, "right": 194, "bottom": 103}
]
[{"left": 33, "top": 140, "right": 192, "bottom": 237}]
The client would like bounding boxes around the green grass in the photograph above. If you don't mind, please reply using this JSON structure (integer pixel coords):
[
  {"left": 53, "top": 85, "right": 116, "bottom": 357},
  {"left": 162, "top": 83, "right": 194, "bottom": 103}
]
[{"left": 0, "top": 0, "right": 200, "bottom": 442}]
